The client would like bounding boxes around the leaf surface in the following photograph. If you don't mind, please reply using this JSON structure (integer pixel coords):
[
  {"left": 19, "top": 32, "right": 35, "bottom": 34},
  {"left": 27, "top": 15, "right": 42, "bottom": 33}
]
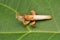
[{"left": 0, "top": 0, "right": 60, "bottom": 40}]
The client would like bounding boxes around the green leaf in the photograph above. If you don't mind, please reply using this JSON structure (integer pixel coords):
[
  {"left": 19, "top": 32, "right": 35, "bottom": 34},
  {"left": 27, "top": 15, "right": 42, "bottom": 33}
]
[{"left": 0, "top": 0, "right": 60, "bottom": 40}]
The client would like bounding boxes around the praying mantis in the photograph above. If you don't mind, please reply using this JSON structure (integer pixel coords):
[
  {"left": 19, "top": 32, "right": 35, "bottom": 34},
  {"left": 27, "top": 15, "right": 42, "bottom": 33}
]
[{"left": 16, "top": 10, "right": 52, "bottom": 26}]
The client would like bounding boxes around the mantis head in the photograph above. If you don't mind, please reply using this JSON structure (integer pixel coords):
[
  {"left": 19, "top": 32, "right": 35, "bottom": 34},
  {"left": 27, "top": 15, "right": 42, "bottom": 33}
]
[{"left": 16, "top": 13, "right": 24, "bottom": 22}]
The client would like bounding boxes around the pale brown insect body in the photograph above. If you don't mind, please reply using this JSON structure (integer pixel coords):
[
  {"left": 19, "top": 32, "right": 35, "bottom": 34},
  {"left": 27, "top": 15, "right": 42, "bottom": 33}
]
[{"left": 16, "top": 10, "right": 52, "bottom": 26}]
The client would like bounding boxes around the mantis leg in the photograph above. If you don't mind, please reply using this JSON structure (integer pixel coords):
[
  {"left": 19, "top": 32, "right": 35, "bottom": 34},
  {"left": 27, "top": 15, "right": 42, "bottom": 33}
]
[
  {"left": 30, "top": 20, "right": 36, "bottom": 26},
  {"left": 31, "top": 10, "right": 36, "bottom": 15},
  {"left": 23, "top": 20, "right": 30, "bottom": 25}
]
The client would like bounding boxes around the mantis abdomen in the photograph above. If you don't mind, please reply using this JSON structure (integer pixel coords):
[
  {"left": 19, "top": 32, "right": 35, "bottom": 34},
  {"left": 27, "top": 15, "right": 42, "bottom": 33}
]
[{"left": 34, "top": 15, "right": 52, "bottom": 20}]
